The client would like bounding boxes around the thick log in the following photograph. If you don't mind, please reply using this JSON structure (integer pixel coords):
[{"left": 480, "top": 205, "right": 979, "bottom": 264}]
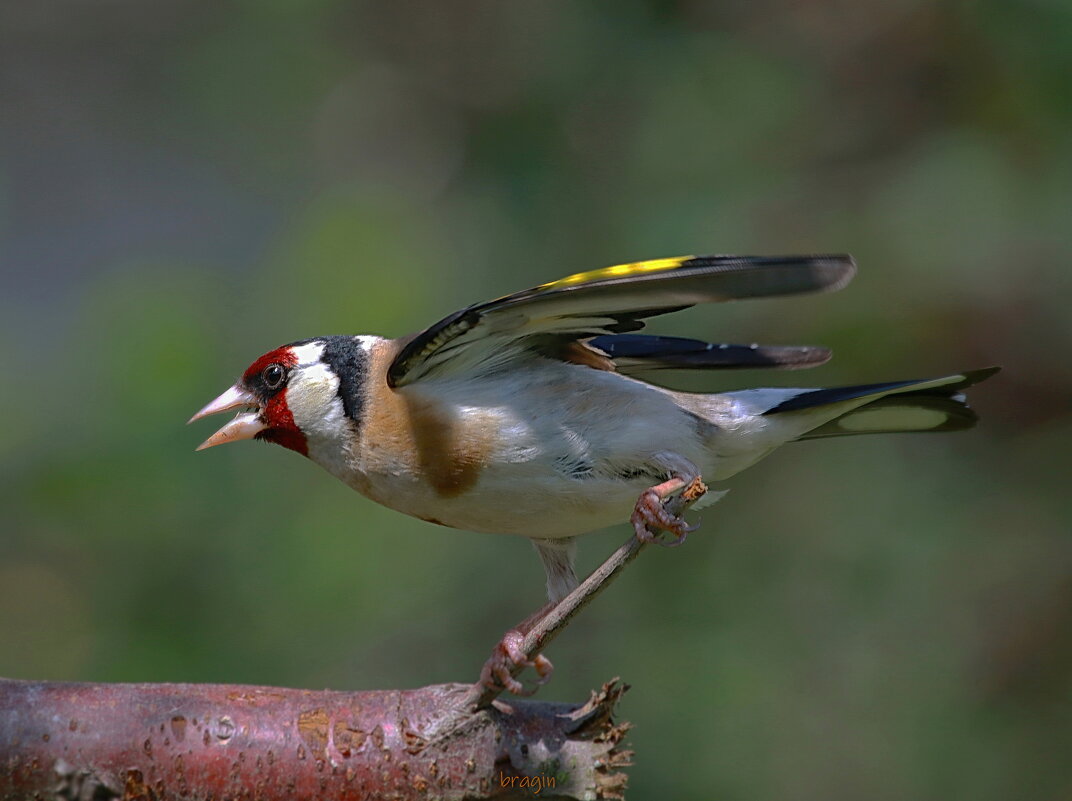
[{"left": 0, "top": 678, "right": 631, "bottom": 801}]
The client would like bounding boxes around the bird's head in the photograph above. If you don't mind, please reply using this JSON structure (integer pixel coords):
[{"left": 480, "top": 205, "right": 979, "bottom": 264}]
[{"left": 189, "top": 337, "right": 371, "bottom": 458}]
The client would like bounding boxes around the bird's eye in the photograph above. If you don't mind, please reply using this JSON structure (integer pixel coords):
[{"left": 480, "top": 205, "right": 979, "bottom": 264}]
[{"left": 262, "top": 363, "right": 286, "bottom": 390}]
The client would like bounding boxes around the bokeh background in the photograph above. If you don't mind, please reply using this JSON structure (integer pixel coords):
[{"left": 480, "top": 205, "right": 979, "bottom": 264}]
[{"left": 2, "top": 2, "right": 1070, "bottom": 798}]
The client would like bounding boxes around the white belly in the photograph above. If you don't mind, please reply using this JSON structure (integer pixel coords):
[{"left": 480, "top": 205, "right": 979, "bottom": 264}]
[{"left": 334, "top": 362, "right": 712, "bottom": 538}]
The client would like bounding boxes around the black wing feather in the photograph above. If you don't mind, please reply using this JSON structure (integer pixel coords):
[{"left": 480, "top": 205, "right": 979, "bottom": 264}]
[
  {"left": 388, "top": 254, "right": 856, "bottom": 387},
  {"left": 588, "top": 334, "right": 832, "bottom": 371}
]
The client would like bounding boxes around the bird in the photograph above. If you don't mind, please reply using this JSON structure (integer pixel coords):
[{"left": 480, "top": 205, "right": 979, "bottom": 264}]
[{"left": 189, "top": 254, "right": 998, "bottom": 693}]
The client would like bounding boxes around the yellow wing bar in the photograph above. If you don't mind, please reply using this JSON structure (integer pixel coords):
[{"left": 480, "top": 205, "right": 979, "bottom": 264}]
[{"left": 538, "top": 256, "right": 695, "bottom": 290}]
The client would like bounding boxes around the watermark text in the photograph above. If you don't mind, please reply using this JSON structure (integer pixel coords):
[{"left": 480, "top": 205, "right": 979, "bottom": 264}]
[{"left": 499, "top": 771, "right": 556, "bottom": 795}]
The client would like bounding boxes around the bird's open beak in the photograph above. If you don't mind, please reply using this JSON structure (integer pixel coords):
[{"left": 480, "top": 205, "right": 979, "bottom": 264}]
[{"left": 188, "top": 385, "right": 265, "bottom": 451}]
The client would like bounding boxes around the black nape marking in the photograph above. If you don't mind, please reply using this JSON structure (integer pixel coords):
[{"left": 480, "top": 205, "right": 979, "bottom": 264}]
[{"left": 317, "top": 336, "right": 370, "bottom": 426}]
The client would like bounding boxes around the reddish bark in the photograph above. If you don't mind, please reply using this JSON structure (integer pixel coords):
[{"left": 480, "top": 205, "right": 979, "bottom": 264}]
[{"left": 0, "top": 678, "right": 631, "bottom": 801}]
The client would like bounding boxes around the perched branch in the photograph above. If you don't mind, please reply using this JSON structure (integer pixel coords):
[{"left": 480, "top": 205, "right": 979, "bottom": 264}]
[{"left": 0, "top": 678, "right": 631, "bottom": 801}]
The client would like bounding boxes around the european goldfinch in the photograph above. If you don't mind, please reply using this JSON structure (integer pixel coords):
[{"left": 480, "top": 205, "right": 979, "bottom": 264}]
[{"left": 190, "top": 254, "right": 997, "bottom": 691}]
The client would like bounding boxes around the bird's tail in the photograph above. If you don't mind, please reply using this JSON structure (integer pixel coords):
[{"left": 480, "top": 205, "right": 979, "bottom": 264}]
[
  {"left": 673, "top": 366, "right": 998, "bottom": 505},
  {"left": 765, "top": 366, "right": 1001, "bottom": 440}
]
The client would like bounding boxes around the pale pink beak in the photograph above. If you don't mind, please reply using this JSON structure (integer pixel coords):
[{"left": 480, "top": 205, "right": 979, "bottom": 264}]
[{"left": 188, "top": 385, "right": 266, "bottom": 451}]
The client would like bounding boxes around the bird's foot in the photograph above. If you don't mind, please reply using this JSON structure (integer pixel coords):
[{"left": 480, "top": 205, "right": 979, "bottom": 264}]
[
  {"left": 632, "top": 476, "right": 707, "bottom": 547},
  {"left": 478, "top": 628, "right": 554, "bottom": 696}
]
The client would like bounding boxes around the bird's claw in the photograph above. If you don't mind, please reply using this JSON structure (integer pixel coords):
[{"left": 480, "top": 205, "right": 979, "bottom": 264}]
[
  {"left": 631, "top": 484, "right": 698, "bottom": 547},
  {"left": 479, "top": 629, "right": 554, "bottom": 696}
]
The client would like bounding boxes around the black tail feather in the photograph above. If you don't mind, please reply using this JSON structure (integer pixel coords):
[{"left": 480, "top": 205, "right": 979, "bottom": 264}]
[
  {"left": 798, "top": 394, "right": 980, "bottom": 439},
  {"left": 765, "top": 366, "right": 1000, "bottom": 415},
  {"left": 786, "top": 366, "right": 1000, "bottom": 439}
]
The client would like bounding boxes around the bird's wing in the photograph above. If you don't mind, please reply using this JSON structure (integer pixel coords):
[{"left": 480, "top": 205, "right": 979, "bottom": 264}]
[
  {"left": 387, "top": 254, "right": 856, "bottom": 387},
  {"left": 586, "top": 334, "right": 832, "bottom": 373}
]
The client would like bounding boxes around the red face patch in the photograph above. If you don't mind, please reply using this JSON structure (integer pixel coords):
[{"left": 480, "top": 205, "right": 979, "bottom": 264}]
[
  {"left": 242, "top": 346, "right": 308, "bottom": 457},
  {"left": 242, "top": 346, "right": 299, "bottom": 382},
  {"left": 259, "top": 389, "right": 308, "bottom": 456}
]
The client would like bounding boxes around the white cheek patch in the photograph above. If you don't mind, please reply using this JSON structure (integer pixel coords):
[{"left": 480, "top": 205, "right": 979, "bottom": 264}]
[{"left": 286, "top": 361, "right": 347, "bottom": 438}]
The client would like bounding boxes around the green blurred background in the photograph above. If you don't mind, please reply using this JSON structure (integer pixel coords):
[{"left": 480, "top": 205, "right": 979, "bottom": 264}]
[{"left": 2, "top": 2, "right": 1069, "bottom": 798}]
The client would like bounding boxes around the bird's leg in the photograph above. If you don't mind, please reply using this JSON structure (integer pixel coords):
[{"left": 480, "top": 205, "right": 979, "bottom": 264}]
[
  {"left": 478, "top": 602, "right": 556, "bottom": 696},
  {"left": 479, "top": 537, "right": 578, "bottom": 696},
  {"left": 632, "top": 475, "right": 698, "bottom": 547},
  {"left": 477, "top": 478, "right": 708, "bottom": 699}
]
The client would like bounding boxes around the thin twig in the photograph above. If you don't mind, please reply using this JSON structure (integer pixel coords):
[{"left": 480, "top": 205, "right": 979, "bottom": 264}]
[{"left": 466, "top": 478, "right": 709, "bottom": 710}]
